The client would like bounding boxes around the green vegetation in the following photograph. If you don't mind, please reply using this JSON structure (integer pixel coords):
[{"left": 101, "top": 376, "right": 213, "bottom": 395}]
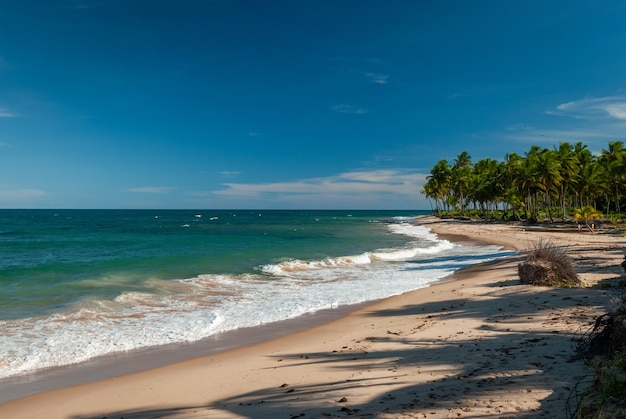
[
  {"left": 575, "top": 306, "right": 626, "bottom": 418},
  {"left": 421, "top": 141, "right": 626, "bottom": 224},
  {"left": 575, "top": 206, "right": 605, "bottom": 232}
]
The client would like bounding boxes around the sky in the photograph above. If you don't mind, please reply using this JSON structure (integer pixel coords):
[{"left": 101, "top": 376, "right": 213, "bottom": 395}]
[{"left": 1, "top": 1, "right": 626, "bottom": 209}]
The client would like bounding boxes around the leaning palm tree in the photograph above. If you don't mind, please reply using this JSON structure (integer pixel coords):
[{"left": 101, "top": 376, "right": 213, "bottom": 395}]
[
  {"left": 424, "top": 159, "right": 453, "bottom": 212},
  {"left": 574, "top": 206, "right": 603, "bottom": 232}
]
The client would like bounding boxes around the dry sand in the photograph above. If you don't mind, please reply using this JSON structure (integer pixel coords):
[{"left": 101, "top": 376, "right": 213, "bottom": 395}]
[{"left": 2, "top": 216, "right": 626, "bottom": 419}]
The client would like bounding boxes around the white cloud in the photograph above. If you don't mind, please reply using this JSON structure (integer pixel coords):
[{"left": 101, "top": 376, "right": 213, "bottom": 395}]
[
  {"left": 125, "top": 186, "right": 174, "bottom": 194},
  {"left": 366, "top": 73, "right": 389, "bottom": 84},
  {"left": 491, "top": 96, "right": 626, "bottom": 148},
  {"left": 330, "top": 104, "right": 368, "bottom": 114},
  {"left": 493, "top": 122, "right": 626, "bottom": 152},
  {"left": 0, "top": 108, "right": 19, "bottom": 118},
  {"left": 551, "top": 96, "right": 626, "bottom": 120},
  {"left": 208, "top": 169, "right": 428, "bottom": 209},
  {"left": 602, "top": 103, "right": 626, "bottom": 120}
]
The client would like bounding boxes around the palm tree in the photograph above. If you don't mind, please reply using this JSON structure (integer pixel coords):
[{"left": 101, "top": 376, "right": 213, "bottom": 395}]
[
  {"left": 533, "top": 148, "right": 563, "bottom": 222},
  {"left": 470, "top": 158, "right": 499, "bottom": 216},
  {"left": 420, "top": 140, "right": 624, "bottom": 220},
  {"left": 423, "top": 159, "right": 452, "bottom": 212},
  {"left": 576, "top": 159, "right": 607, "bottom": 209},
  {"left": 451, "top": 151, "right": 472, "bottom": 211},
  {"left": 574, "top": 206, "right": 603, "bottom": 232},
  {"left": 554, "top": 142, "right": 580, "bottom": 220},
  {"left": 600, "top": 141, "right": 626, "bottom": 213},
  {"left": 503, "top": 188, "right": 525, "bottom": 221},
  {"left": 520, "top": 146, "right": 547, "bottom": 221},
  {"left": 501, "top": 152, "right": 523, "bottom": 218}
]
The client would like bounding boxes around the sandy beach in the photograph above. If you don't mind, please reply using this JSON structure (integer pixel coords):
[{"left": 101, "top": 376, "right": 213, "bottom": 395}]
[{"left": 2, "top": 216, "right": 626, "bottom": 418}]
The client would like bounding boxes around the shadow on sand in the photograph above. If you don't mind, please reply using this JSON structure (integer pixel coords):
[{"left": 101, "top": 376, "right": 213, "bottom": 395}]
[{"left": 71, "top": 264, "right": 623, "bottom": 418}]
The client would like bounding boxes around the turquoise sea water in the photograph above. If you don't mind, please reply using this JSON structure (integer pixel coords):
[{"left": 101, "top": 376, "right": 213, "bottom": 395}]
[{"left": 0, "top": 209, "right": 513, "bottom": 378}]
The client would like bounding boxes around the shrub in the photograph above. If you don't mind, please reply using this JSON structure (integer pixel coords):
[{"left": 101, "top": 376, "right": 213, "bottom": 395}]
[
  {"left": 518, "top": 239, "right": 581, "bottom": 287},
  {"left": 574, "top": 309, "right": 626, "bottom": 418}
]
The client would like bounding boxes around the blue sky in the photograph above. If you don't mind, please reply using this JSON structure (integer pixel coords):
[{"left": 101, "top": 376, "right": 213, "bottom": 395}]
[{"left": 1, "top": 1, "right": 626, "bottom": 209}]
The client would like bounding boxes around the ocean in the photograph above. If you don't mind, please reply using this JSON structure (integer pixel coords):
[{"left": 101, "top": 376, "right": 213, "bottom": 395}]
[{"left": 0, "top": 209, "right": 514, "bottom": 381}]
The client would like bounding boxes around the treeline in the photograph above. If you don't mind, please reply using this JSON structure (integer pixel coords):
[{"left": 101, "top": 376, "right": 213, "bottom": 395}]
[{"left": 421, "top": 141, "right": 626, "bottom": 222}]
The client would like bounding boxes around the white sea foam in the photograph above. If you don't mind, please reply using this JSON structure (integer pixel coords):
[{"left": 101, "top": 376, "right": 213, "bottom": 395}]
[
  {"left": 260, "top": 223, "right": 451, "bottom": 276},
  {"left": 0, "top": 223, "right": 515, "bottom": 379},
  {"left": 386, "top": 222, "right": 439, "bottom": 240}
]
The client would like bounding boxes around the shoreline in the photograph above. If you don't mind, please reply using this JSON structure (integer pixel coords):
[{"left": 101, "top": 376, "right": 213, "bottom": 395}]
[
  {"left": 0, "top": 300, "right": 371, "bottom": 405},
  {"left": 2, "top": 216, "right": 625, "bottom": 418},
  {"left": 0, "top": 215, "right": 497, "bottom": 404}
]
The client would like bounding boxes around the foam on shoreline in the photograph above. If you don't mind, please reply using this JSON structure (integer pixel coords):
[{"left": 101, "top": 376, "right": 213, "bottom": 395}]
[{"left": 1, "top": 216, "right": 624, "bottom": 418}]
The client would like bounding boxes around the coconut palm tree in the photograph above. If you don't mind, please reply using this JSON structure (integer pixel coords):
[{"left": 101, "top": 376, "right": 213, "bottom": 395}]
[
  {"left": 576, "top": 159, "right": 608, "bottom": 209},
  {"left": 451, "top": 151, "right": 472, "bottom": 211},
  {"left": 420, "top": 140, "right": 624, "bottom": 221},
  {"left": 533, "top": 148, "right": 563, "bottom": 222},
  {"left": 574, "top": 206, "right": 603, "bottom": 232},
  {"left": 470, "top": 158, "right": 500, "bottom": 216},
  {"left": 554, "top": 142, "right": 580, "bottom": 220},
  {"left": 600, "top": 141, "right": 626, "bottom": 213},
  {"left": 571, "top": 142, "right": 593, "bottom": 209},
  {"left": 520, "top": 146, "right": 547, "bottom": 221},
  {"left": 501, "top": 152, "right": 523, "bottom": 218},
  {"left": 423, "top": 159, "right": 452, "bottom": 212}
]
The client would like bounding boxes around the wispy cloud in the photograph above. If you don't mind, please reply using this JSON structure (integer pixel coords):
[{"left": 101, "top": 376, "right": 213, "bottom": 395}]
[
  {"left": 488, "top": 96, "right": 626, "bottom": 150},
  {"left": 209, "top": 169, "right": 427, "bottom": 208},
  {"left": 248, "top": 132, "right": 260, "bottom": 137},
  {"left": 330, "top": 104, "right": 368, "bottom": 114},
  {"left": 492, "top": 122, "right": 626, "bottom": 154},
  {"left": 366, "top": 73, "right": 389, "bottom": 84},
  {"left": 549, "top": 96, "right": 626, "bottom": 120},
  {"left": 603, "top": 103, "right": 626, "bottom": 120},
  {"left": 500, "top": 126, "right": 615, "bottom": 142},
  {"left": 125, "top": 186, "right": 174, "bottom": 194},
  {"left": 0, "top": 108, "right": 19, "bottom": 118}
]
